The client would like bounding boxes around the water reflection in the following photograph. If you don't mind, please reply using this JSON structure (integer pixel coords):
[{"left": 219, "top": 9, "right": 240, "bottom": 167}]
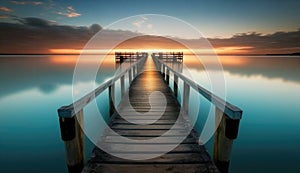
[
  {"left": 1, "top": 55, "right": 300, "bottom": 100},
  {"left": 163, "top": 55, "right": 300, "bottom": 173},
  {"left": 0, "top": 55, "right": 131, "bottom": 100},
  {"left": 183, "top": 55, "right": 300, "bottom": 84},
  {"left": 1, "top": 55, "right": 300, "bottom": 173}
]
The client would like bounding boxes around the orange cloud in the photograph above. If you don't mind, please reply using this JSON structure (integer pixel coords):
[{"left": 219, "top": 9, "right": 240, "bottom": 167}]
[
  {"left": 57, "top": 6, "right": 81, "bottom": 18},
  {"left": 0, "top": 6, "right": 13, "bottom": 12},
  {"left": 214, "top": 46, "right": 253, "bottom": 54},
  {"left": 0, "top": 15, "right": 9, "bottom": 19}
]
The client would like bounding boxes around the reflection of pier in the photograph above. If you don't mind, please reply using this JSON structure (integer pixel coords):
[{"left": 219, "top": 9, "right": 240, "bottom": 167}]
[
  {"left": 152, "top": 52, "right": 183, "bottom": 62},
  {"left": 58, "top": 52, "right": 243, "bottom": 173}
]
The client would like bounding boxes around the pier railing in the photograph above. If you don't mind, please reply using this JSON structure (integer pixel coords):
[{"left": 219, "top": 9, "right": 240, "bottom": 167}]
[
  {"left": 57, "top": 52, "right": 242, "bottom": 173},
  {"left": 153, "top": 56, "right": 243, "bottom": 173},
  {"left": 115, "top": 52, "right": 148, "bottom": 63},
  {"left": 152, "top": 52, "right": 183, "bottom": 62},
  {"left": 57, "top": 55, "right": 147, "bottom": 173}
]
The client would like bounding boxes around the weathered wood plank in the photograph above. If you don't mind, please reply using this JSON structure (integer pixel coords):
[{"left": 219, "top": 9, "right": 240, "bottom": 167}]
[
  {"left": 90, "top": 150, "right": 210, "bottom": 163},
  {"left": 95, "top": 143, "right": 205, "bottom": 154},
  {"left": 83, "top": 163, "right": 219, "bottom": 173},
  {"left": 104, "top": 129, "right": 190, "bottom": 136},
  {"left": 111, "top": 124, "right": 185, "bottom": 130},
  {"left": 83, "top": 58, "right": 220, "bottom": 173},
  {"left": 112, "top": 119, "right": 179, "bottom": 125},
  {"left": 102, "top": 136, "right": 199, "bottom": 144}
]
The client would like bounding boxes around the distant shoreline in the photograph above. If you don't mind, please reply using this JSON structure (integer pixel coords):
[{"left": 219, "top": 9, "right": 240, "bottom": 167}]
[{"left": 0, "top": 53, "right": 299, "bottom": 56}]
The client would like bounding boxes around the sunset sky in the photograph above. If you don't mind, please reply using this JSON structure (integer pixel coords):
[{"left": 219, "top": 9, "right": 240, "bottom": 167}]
[{"left": 0, "top": 0, "right": 299, "bottom": 54}]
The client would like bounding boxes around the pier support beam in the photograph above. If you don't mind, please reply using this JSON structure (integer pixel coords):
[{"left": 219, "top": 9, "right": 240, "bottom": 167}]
[
  {"left": 133, "top": 66, "right": 136, "bottom": 78},
  {"left": 174, "top": 74, "right": 178, "bottom": 98},
  {"left": 166, "top": 69, "right": 170, "bottom": 85},
  {"left": 120, "top": 75, "right": 125, "bottom": 98},
  {"left": 59, "top": 110, "right": 84, "bottom": 173},
  {"left": 214, "top": 107, "right": 240, "bottom": 173},
  {"left": 128, "top": 69, "right": 132, "bottom": 83},
  {"left": 109, "top": 84, "right": 115, "bottom": 116},
  {"left": 182, "top": 82, "right": 190, "bottom": 115},
  {"left": 162, "top": 64, "right": 166, "bottom": 79}
]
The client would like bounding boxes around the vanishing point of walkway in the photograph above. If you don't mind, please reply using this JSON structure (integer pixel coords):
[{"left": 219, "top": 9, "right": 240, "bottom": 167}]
[{"left": 82, "top": 58, "right": 220, "bottom": 173}]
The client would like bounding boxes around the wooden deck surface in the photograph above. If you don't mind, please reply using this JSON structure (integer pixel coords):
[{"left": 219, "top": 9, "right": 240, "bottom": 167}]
[{"left": 82, "top": 58, "right": 220, "bottom": 173}]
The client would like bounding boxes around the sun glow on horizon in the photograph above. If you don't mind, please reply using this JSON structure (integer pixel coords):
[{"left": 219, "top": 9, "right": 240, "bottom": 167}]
[{"left": 49, "top": 46, "right": 252, "bottom": 55}]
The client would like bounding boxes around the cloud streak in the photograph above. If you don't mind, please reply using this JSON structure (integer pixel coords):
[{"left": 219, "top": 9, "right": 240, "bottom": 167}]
[
  {"left": 57, "top": 6, "right": 81, "bottom": 18},
  {"left": 0, "top": 6, "right": 13, "bottom": 12},
  {"left": 132, "top": 16, "right": 148, "bottom": 28},
  {"left": 0, "top": 15, "right": 9, "bottom": 19},
  {"left": 10, "top": 1, "right": 43, "bottom": 5}
]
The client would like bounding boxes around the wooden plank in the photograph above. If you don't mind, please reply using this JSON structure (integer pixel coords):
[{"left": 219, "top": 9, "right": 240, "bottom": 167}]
[
  {"left": 104, "top": 129, "right": 190, "bottom": 136},
  {"left": 112, "top": 119, "right": 179, "bottom": 125},
  {"left": 113, "top": 115, "right": 178, "bottom": 120},
  {"left": 82, "top": 163, "right": 219, "bottom": 173},
  {"left": 111, "top": 124, "right": 184, "bottom": 130},
  {"left": 83, "top": 58, "right": 220, "bottom": 173},
  {"left": 102, "top": 136, "right": 199, "bottom": 144},
  {"left": 90, "top": 150, "right": 210, "bottom": 163},
  {"left": 95, "top": 143, "right": 205, "bottom": 154}
]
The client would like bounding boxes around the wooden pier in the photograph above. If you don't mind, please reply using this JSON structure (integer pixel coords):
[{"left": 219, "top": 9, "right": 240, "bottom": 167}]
[
  {"left": 152, "top": 52, "right": 183, "bottom": 62},
  {"left": 58, "top": 52, "right": 242, "bottom": 173},
  {"left": 115, "top": 52, "right": 148, "bottom": 63}
]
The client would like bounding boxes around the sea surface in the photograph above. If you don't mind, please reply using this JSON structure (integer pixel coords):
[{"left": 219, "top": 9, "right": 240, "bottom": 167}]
[{"left": 0, "top": 55, "right": 300, "bottom": 173}]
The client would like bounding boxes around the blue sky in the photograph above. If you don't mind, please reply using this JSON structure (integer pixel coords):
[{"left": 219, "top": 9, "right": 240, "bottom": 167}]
[{"left": 0, "top": 0, "right": 299, "bottom": 38}]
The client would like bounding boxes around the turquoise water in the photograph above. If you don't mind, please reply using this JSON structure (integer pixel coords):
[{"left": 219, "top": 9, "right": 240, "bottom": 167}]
[{"left": 0, "top": 55, "right": 300, "bottom": 172}]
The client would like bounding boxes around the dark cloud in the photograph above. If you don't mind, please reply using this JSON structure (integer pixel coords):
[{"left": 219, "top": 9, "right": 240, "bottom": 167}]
[
  {"left": 209, "top": 30, "right": 300, "bottom": 54},
  {"left": 0, "top": 16, "right": 299, "bottom": 54},
  {"left": 89, "top": 24, "right": 102, "bottom": 35},
  {"left": 15, "top": 17, "right": 54, "bottom": 27},
  {"left": 0, "top": 17, "right": 103, "bottom": 54}
]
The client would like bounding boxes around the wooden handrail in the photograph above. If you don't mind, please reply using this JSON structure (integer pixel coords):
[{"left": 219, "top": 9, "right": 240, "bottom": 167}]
[
  {"left": 57, "top": 54, "right": 147, "bottom": 172},
  {"left": 153, "top": 57, "right": 242, "bottom": 120},
  {"left": 58, "top": 53, "right": 242, "bottom": 173},
  {"left": 58, "top": 56, "right": 147, "bottom": 118},
  {"left": 153, "top": 55, "right": 242, "bottom": 173}
]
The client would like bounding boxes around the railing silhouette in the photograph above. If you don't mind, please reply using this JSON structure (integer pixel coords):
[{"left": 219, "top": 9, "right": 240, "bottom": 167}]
[
  {"left": 57, "top": 52, "right": 242, "bottom": 173},
  {"left": 57, "top": 55, "right": 147, "bottom": 173},
  {"left": 152, "top": 52, "right": 183, "bottom": 62},
  {"left": 115, "top": 52, "right": 148, "bottom": 63},
  {"left": 152, "top": 56, "right": 243, "bottom": 173}
]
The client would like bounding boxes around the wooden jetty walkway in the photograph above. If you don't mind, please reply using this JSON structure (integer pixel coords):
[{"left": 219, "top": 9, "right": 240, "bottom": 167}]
[{"left": 58, "top": 52, "right": 243, "bottom": 173}]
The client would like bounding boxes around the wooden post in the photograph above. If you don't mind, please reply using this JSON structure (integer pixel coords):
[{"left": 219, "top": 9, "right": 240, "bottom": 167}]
[
  {"left": 109, "top": 84, "right": 115, "bottom": 116},
  {"left": 182, "top": 82, "right": 190, "bottom": 114},
  {"left": 59, "top": 110, "right": 84, "bottom": 173},
  {"left": 128, "top": 69, "right": 132, "bottom": 83},
  {"left": 136, "top": 62, "right": 141, "bottom": 75},
  {"left": 120, "top": 75, "right": 125, "bottom": 98},
  {"left": 156, "top": 59, "right": 159, "bottom": 71},
  {"left": 133, "top": 66, "right": 136, "bottom": 78},
  {"left": 162, "top": 64, "right": 165, "bottom": 79},
  {"left": 214, "top": 107, "right": 240, "bottom": 173},
  {"left": 159, "top": 63, "right": 163, "bottom": 75},
  {"left": 166, "top": 68, "right": 170, "bottom": 85},
  {"left": 174, "top": 74, "right": 178, "bottom": 98}
]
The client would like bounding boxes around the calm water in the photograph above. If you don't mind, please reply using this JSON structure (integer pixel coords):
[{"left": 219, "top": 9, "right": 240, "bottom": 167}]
[{"left": 0, "top": 55, "right": 300, "bottom": 173}]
